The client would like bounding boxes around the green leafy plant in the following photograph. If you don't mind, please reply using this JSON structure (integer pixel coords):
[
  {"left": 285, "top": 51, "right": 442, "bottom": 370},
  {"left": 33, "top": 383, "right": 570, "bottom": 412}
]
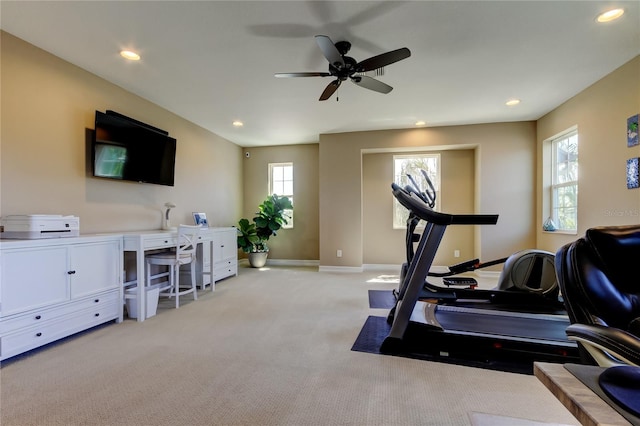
[{"left": 237, "top": 194, "right": 293, "bottom": 253}]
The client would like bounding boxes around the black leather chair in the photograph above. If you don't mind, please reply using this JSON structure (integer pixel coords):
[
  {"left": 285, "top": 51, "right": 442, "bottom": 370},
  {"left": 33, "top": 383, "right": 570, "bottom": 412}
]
[{"left": 555, "top": 224, "right": 640, "bottom": 366}]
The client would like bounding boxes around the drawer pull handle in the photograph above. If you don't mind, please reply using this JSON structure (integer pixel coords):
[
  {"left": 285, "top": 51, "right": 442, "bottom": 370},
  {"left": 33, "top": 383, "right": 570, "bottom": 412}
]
[
  {"left": 35, "top": 315, "right": 42, "bottom": 320},
  {"left": 36, "top": 332, "right": 42, "bottom": 337},
  {"left": 68, "top": 270, "right": 76, "bottom": 275},
  {"left": 94, "top": 313, "right": 100, "bottom": 317},
  {"left": 94, "top": 299, "right": 100, "bottom": 303},
  {"left": 164, "top": 240, "right": 168, "bottom": 244}
]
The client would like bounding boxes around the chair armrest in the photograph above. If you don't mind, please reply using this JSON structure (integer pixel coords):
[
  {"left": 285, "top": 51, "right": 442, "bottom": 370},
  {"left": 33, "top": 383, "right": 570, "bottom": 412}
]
[{"left": 566, "top": 323, "right": 640, "bottom": 367}]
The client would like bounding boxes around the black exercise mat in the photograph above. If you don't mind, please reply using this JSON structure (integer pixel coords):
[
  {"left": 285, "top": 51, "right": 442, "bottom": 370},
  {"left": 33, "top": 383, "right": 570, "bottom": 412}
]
[
  {"left": 351, "top": 316, "right": 391, "bottom": 354},
  {"left": 368, "top": 290, "right": 396, "bottom": 309},
  {"left": 351, "top": 315, "right": 532, "bottom": 374}
]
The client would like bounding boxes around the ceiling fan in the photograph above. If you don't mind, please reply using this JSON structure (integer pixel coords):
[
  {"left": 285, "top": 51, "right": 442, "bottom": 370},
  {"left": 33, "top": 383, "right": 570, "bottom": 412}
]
[{"left": 275, "top": 35, "right": 411, "bottom": 101}]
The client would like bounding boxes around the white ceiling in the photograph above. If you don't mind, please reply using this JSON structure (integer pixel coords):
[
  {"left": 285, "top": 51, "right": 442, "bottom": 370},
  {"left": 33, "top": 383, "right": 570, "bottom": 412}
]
[{"left": 2, "top": 1, "right": 639, "bottom": 147}]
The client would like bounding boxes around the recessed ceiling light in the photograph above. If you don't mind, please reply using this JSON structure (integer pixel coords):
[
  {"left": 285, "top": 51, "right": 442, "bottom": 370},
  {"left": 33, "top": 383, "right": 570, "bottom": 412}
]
[
  {"left": 415, "top": 120, "right": 426, "bottom": 126},
  {"left": 120, "top": 50, "right": 140, "bottom": 61},
  {"left": 506, "top": 99, "right": 521, "bottom": 106},
  {"left": 597, "top": 8, "right": 624, "bottom": 23},
  {"left": 232, "top": 120, "right": 244, "bottom": 127}
]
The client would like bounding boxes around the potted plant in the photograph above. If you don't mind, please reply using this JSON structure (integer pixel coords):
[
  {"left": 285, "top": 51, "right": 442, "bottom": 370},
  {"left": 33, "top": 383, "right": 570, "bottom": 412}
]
[{"left": 237, "top": 194, "right": 293, "bottom": 267}]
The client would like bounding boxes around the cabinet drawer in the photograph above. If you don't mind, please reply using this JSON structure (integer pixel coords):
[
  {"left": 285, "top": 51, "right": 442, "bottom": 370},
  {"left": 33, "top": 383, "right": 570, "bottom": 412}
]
[
  {"left": 143, "top": 236, "right": 178, "bottom": 250},
  {"left": 0, "top": 291, "right": 119, "bottom": 334},
  {"left": 143, "top": 234, "right": 208, "bottom": 250},
  {"left": 214, "top": 260, "right": 237, "bottom": 281},
  {"left": 0, "top": 301, "right": 119, "bottom": 361}
]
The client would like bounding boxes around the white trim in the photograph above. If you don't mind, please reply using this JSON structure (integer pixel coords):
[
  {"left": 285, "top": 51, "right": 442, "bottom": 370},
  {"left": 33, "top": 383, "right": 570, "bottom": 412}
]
[
  {"left": 269, "top": 162, "right": 294, "bottom": 229},
  {"left": 266, "top": 259, "right": 319, "bottom": 267},
  {"left": 238, "top": 258, "right": 319, "bottom": 267},
  {"left": 543, "top": 125, "right": 578, "bottom": 144},
  {"left": 546, "top": 126, "right": 578, "bottom": 233}
]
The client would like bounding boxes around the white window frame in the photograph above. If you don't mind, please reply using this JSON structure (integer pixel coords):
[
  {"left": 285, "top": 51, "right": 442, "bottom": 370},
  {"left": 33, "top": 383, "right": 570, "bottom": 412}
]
[
  {"left": 547, "top": 127, "right": 578, "bottom": 233},
  {"left": 392, "top": 154, "right": 440, "bottom": 229},
  {"left": 268, "top": 162, "right": 293, "bottom": 229}
]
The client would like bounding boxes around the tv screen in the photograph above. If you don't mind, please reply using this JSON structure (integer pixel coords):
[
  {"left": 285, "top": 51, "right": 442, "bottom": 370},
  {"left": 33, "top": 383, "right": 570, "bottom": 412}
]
[{"left": 93, "top": 111, "right": 176, "bottom": 186}]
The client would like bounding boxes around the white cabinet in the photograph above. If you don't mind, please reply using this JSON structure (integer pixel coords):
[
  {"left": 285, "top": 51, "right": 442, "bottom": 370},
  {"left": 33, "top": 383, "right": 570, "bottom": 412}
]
[
  {"left": 212, "top": 227, "right": 237, "bottom": 282},
  {"left": 69, "top": 242, "right": 121, "bottom": 298},
  {"left": 1, "top": 246, "right": 69, "bottom": 316},
  {"left": 178, "top": 227, "right": 236, "bottom": 289},
  {"left": 0, "top": 235, "right": 122, "bottom": 361}
]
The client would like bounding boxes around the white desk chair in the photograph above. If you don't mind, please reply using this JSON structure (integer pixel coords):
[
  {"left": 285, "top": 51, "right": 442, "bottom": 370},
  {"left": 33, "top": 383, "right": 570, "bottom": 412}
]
[{"left": 145, "top": 225, "right": 200, "bottom": 309}]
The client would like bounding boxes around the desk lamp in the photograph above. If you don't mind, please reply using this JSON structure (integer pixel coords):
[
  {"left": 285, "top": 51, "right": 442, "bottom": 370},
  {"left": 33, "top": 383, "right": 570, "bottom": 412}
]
[{"left": 163, "top": 202, "right": 176, "bottom": 230}]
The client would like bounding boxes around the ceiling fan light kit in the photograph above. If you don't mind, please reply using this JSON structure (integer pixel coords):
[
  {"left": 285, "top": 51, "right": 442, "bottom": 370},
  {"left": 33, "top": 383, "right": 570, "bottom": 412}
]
[{"left": 275, "top": 35, "right": 411, "bottom": 101}]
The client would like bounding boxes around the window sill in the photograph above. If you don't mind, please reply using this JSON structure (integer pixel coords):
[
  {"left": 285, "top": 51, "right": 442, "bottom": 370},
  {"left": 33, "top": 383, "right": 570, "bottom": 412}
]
[{"left": 542, "top": 230, "right": 577, "bottom": 236}]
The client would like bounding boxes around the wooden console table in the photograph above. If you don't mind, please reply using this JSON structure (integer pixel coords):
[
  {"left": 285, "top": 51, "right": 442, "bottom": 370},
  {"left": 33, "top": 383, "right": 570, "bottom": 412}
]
[{"left": 534, "top": 362, "right": 633, "bottom": 426}]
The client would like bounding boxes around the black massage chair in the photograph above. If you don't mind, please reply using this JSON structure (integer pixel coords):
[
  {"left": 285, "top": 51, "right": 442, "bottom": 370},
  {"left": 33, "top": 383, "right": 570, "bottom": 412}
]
[{"left": 555, "top": 224, "right": 640, "bottom": 367}]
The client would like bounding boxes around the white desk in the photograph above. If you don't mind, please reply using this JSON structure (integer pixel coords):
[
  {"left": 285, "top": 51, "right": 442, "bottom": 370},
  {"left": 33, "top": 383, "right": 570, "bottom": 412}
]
[{"left": 122, "top": 229, "right": 215, "bottom": 322}]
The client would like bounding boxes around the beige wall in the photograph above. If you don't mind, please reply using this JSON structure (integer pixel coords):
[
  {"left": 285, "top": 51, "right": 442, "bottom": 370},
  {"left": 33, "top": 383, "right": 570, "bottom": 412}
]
[
  {"left": 1, "top": 32, "right": 242, "bottom": 233},
  {"left": 362, "top": 149, "right": 475, "bottom": 266},
  {"left": 241, "top": 144, "right": 319, "bottom": 261},
  {"left": 536, "top": 55, "right": 640, "bottom": 253},
  {"left": 4, "top": 28, "right": 636, "bottom": 268},
  {"left": 319, "top": 123, "right": 537, "bottom": 268}
]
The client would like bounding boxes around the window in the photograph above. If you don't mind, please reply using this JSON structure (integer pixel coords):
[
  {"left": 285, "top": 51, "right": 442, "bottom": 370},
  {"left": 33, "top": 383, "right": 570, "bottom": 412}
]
[
  {"left": 549, "top": 129, "right": 578, "bottom": 232},
  {"left": 393, "top": 154, "right": 440, "bottom": 229},
  {"left": 269, "top": 162, "right": 293, "bottom": 228}
]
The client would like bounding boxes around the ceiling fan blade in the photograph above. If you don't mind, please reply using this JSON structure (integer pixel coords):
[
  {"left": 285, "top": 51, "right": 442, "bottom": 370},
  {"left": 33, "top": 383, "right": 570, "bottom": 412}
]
[
  {"left": 352, "top": 75, "right": 393, "bottom": 94},
  {"left": 275, "top": 72, "right": 331, "bottom": 78},
  {"left": 315, "top": 35, "right": 345, "bottom": 68},
  {"left": 356, "top": 47, "right": 411, "bottom": 72},
  {"left": 319, "top": 79, "right": 341, "bottom": 101}
]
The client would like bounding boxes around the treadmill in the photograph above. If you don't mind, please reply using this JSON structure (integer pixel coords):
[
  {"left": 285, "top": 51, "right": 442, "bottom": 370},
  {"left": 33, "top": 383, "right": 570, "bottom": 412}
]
[{"left": 380, "top": 183, "right": 579, "bottom": 370}]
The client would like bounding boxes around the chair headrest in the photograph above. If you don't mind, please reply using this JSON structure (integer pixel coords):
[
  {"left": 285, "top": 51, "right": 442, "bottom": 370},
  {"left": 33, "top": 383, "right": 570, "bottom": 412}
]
[{"left": 586, "top": 225, "right": 640, "bottom": 292}]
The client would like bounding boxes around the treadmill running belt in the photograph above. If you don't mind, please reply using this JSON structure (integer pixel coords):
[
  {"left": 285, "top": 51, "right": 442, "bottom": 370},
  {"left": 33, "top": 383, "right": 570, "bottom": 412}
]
[{"left": 435, "top": 309, "right": 572, "bottom": 343}]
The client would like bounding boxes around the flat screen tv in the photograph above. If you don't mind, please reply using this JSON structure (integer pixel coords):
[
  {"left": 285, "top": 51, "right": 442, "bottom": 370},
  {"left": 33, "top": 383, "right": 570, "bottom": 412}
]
[{"left": 92, "top": 110, "right": 176, "bottom": 186}]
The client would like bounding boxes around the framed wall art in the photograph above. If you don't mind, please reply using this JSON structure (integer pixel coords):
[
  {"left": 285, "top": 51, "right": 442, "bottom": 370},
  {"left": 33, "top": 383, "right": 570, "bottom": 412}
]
[
  {"left": 628, "top": 114, "right": 639, "bottom": 147},
  {"left": 627, "top": 157, "right": 639, "bottom": 189}
]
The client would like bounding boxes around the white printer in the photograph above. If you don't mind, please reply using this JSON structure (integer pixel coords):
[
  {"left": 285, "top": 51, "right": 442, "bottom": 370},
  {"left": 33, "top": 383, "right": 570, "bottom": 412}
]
[{"left": 1, "top": 215, "right": 80, "bottom": 239}]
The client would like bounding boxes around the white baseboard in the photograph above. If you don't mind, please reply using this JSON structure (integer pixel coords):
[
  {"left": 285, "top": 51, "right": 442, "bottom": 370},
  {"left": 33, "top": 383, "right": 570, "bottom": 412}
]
[
  {"left": 239, "top": 259, "right": 500, "bottom": 278},
  {"left": 238, "top": 258, "right": 320, "bottom": 267},
  {"left": 266, "top": 259, "right": 319, "bottom": 267}
]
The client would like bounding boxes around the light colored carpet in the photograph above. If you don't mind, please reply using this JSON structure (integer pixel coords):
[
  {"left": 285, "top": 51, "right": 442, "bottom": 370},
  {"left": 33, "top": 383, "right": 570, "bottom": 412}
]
[{"left": 0, "top": 265, "right": 579, "bottom": 425}]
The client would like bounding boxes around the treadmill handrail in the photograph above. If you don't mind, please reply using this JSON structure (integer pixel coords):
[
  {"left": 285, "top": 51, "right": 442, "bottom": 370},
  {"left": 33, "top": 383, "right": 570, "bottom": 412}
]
[{"left": 391, "top": 183, "right": 499, "bottom": 226}]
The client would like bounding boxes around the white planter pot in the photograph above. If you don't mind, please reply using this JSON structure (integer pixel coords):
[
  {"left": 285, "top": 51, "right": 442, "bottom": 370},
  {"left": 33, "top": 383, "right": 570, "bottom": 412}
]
[{"left": 248, "top": 251, "right": 269, "bottom": 268}]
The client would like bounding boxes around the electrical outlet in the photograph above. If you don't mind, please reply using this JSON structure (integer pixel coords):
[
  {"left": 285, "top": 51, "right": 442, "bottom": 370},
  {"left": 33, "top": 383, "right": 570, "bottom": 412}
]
[
  {"left": 454, "top": 250, "right": 460, "bottom": 258},
  {"left": 337, "top": 249, "right": 342, "bottom": 258}
]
